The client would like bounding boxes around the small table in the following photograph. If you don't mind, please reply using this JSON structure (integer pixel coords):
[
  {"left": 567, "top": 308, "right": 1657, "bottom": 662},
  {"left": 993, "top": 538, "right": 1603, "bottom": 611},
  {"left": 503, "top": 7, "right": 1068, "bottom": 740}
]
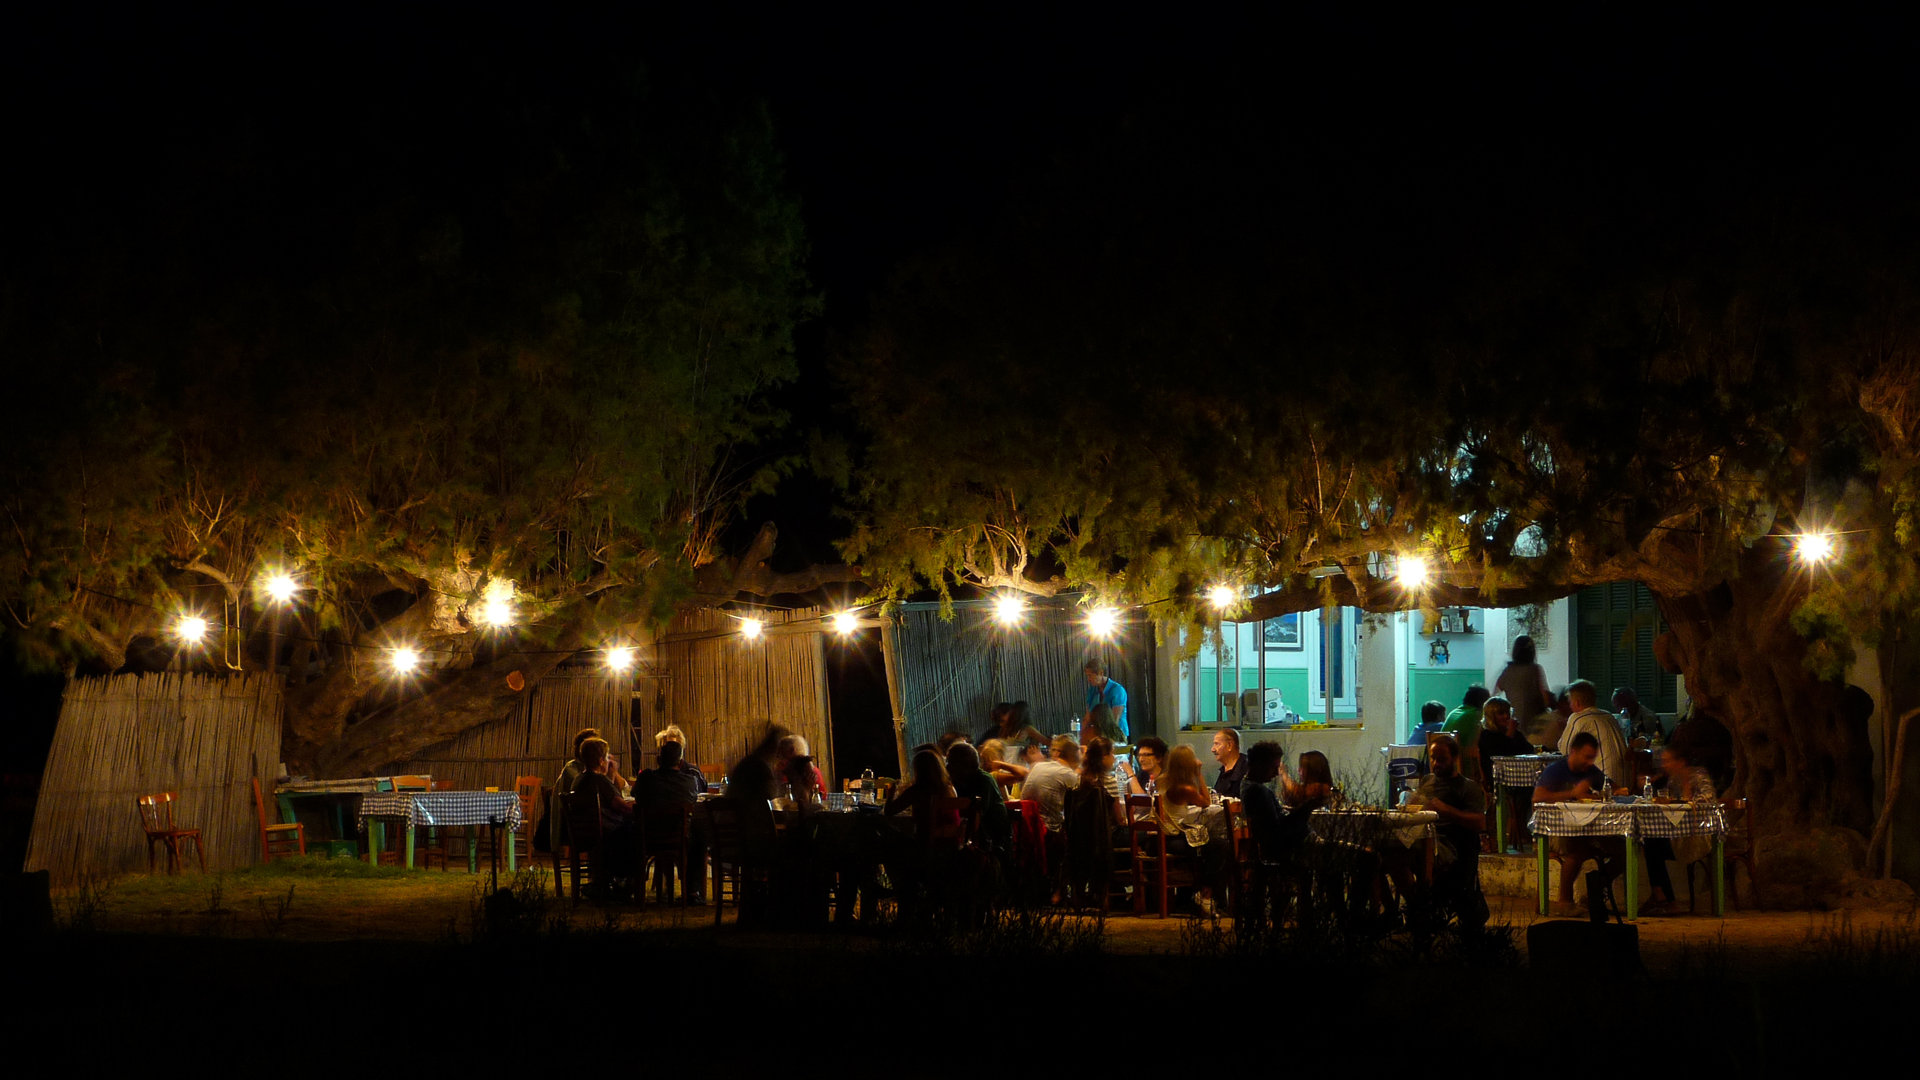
[
  {"left": 1528, "top": 800, "right": 1725, "bottom": 920},
  {"left": 1311, "top": 807, "right": 1440, "bottom": 881},
  {"left": 358, "top": 791, "right": 522, "bottom": 871},
  {"left": 277, "top": 777, "right": 389, "bottom": 859},
  {"left": 1489, "top": 755, "right": 1563, "bottom": 854}
]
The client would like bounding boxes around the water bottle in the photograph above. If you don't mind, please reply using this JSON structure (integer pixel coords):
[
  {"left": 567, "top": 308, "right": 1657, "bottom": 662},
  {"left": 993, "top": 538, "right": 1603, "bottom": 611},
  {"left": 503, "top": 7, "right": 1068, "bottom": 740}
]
[{"left": 861, "top": 768, "right": 876, "bottom": 805}]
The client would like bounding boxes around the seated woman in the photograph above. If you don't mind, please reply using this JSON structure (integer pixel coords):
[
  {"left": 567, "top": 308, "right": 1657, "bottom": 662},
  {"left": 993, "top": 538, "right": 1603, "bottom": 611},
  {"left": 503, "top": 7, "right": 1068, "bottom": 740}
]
[
  {"left": 1081, "top": 706, "right": 1123, "bottom": 796},
  {"left": 1156, "top": 744, "right": 1232, "bottom": 915},
  {"left": 946, "top": 741, "right": 1011, "bottom": 851},
  {"left": 1639, "top": 744, "right": 1717, "bottom": 913},
  {"left": 979, "top": 738, "right": 1028, "bottom": 794},
  {"left": 886, "top": 748, "right": 960, "bottom": 842},
  {"left": 1282, "top": 750, "right": 1335, "bottom": 811},
  {"left": 572, "top": 737, "right": 637, "bottom": 879},
  {"left": 1061, "top": 735, "right": 1128, "bottom": 901},
  {"left": 1124, "top": 736, "right": 1168, "bottom": 799}
]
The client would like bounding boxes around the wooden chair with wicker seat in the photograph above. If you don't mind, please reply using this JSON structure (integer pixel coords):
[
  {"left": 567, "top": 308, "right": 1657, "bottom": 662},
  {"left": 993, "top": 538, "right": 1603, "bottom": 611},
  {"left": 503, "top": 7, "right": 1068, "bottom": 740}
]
[
  {"left": 701, "top": 798, "right": 773, "bottom": 927},
  {"left": 561, "top": 788, "right": 606, "bottom": 902},
  {"left": 251, "top": 776, "right": 306, "bottom": 863},
  {"left": 1061, "top": 788, "right": 1135, "bottom": 914},
  {"left": 1687, "top": 797, "right": 1756, "bottom": 912},
  {"left": 1128, "top": 793, "right": 1202, "bottom": 918},
  {"left": 512, "top": 775, "right": 543, "bottom": 868},
  {"left": 137, "top": 791, "right": 206, "bottom": 874},
  {"left": 639, "top": 802, "right": 694, "bottom": 906}
]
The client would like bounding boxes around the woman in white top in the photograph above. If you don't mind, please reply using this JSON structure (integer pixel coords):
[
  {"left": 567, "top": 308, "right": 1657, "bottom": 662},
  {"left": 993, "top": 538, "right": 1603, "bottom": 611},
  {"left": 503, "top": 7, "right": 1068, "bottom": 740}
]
[
  {"left": 1156, "top": 745, "right": 1231, "bottom": 914},
  {"left": 1494, "top": 635, "right": 1553, "bottom": 733}
]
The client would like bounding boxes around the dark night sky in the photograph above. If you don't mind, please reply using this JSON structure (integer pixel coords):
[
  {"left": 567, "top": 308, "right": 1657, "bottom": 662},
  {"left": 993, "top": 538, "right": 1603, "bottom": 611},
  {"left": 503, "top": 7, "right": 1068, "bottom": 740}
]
[{"left": 5, "top": 5, "right": 1913, "bottom": 571}]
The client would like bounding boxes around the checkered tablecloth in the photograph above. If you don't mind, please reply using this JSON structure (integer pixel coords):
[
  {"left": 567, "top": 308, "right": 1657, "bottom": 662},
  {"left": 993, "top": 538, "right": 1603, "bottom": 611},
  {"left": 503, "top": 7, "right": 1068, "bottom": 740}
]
[
  {"left": 356, "top": 791, "right": 521, "bottom": 831},
  {"left": 1633, "top": 802, "right": 1726, "bottom": 840},
  {"left": 1311, "top": 807, "right": 1439, "bottom": 848},
  {"left": 1529, "top": 800, "right": 1635, "bottom": 837},
  {"left": 1491, "top": 755, "right": 1563, "bottom": 787}
]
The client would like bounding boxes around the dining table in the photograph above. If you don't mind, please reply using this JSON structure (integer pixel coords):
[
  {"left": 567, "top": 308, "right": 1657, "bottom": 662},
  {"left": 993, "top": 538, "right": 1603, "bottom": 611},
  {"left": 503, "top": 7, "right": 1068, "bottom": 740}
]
[
  {"left": 1488, "top": 754, "right": 1563, "bottom": 854},
  {"left": 1310, "top": 806, "right": 1441, "bottom": 881},
  {"left": 356, "top": 790, "right": 523, "bottom": 871},
  {"left": 1529, "top": 798, "right": 1726, "bottom": 919}
]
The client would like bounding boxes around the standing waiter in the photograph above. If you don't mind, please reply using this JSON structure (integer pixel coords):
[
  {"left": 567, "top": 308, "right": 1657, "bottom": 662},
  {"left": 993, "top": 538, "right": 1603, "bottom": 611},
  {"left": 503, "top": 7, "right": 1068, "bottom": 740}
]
[{"left": 1084, "top": 659, "right": 1129, "bottom": 740}]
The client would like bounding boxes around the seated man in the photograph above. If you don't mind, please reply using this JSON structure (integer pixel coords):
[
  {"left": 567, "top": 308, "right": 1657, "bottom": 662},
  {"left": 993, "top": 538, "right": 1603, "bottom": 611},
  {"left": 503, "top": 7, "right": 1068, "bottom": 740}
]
[
  {"left": 1533, "top": 731, "right": 1623, "bottom": 913},
  {"left": 653, "top": 724, "right": 709, "bottom": 793},
  {"left": 1406, "top": 734, "right": 1486, "bottom": 883},
  {"left": 1441, "top": 685, "right": 1492, "bottom": 782},
  {"left": 635, "top": 739, "right": 707, "bottom": 901},
  {"left": 1238, "top": 741, "right": 1291, "bottom": 859},
  {"left": 1410, "top": 700, "right": 1448, "bottom": 746},
  {"left": 1210, "top": 728, "right": 1249, "bottom": 798},
  {"left": 1476, "top": 696, "right": 1536, "bottom": 849},
  {"left": 1020, "top": 735, "right": 1082, "bottom": 831},
  {"left": 572, "top": 737, "right": 637, "bottom": 879},
  {"left": 1557, "top": 680, "right": 1631, "bottom": 795}
]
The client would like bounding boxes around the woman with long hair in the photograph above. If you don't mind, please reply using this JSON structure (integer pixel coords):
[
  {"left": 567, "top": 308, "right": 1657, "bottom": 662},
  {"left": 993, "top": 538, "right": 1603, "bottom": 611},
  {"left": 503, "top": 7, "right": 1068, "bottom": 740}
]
[
  {"left": 1282, "top": 749, "right": 1335, "bottom": 810},
  {"left": 979, "top": 738, "right": 1028, "bottom": 792},
  {"left": 1494, "top": 635, "right": 1553, "bottom": 732},
  {"left": 1157, "top": 744, "right": 1229, "bottom": 914},
  {"left": 886, "top": 748, "right": 959, "bottom": 841}
]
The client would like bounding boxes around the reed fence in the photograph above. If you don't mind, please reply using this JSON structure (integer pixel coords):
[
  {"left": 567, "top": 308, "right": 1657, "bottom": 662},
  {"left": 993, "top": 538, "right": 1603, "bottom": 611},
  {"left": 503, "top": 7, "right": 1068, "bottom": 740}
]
[
  {"left": 25, "top": 673, "right": 283, "bottom": 886},
  {"left": 892, "top": 601, "right": 1156, "bottom": 750}
]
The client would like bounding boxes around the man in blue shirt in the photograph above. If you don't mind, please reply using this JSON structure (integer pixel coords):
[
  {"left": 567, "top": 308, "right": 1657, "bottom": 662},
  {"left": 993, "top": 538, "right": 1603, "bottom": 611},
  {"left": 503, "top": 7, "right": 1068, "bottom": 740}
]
[
  {"left": 1083, "top": 659, "right": 1129, "bottom": 740},
  {"left": 1532, "top": 731, "right": 1623, "bottom": 914}
]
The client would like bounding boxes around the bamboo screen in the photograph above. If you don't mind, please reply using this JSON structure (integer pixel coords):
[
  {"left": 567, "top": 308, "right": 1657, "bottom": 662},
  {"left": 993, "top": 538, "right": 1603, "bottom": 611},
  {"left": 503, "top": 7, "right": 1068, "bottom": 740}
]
[
  {"left": 892, "top": 601, "right": 1156, "bottom": 750},
  {"left": 652, "top": 606, "right": 833, "bottom": 780},
  {"left": 399, "top": 606, "right": 832, "bottom": 786},
  {"left": 397, "top": 674, "right": 633, "bottom": 793},
  {"left": 26, "top": 673, "right": 284, "bottom": 886}
]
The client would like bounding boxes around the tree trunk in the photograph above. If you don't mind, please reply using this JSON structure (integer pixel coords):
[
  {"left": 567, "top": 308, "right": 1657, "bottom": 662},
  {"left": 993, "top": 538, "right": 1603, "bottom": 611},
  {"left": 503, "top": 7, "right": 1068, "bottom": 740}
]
[{"left": 1652, "top": 552, "right": 1880, "bottom": 905}]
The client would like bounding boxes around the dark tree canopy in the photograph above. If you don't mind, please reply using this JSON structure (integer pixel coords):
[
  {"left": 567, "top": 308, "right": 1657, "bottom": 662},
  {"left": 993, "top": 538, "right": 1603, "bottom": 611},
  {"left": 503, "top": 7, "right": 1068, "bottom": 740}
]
[
  {"left": 0, "top": 31, "right": 820, "bottom": 773},
  {"left": 839, "top": 108, "right": 1920, "bottom": 863}
]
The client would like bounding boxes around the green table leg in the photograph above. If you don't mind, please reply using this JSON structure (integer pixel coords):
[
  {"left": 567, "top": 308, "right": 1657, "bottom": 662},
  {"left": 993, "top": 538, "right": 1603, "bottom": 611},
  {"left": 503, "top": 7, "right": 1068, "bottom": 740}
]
[
  {"left": 1714, "top": 837, "right": 1725, "bottom": 916},
  {"left": 404, "top": 822, "right": 416, "bottom": 869},
  {"left": 507, "top": 824, "right": 517, "bottom": 873},
  {"left": 1496, "top": 791, "right": 1509, "bottom": 855},
  {"left": 369, "top": 821, "right": 386, "bottom": 865},
  {"left": 1537, "top": 835, "right": 1549, "bottom": 916},
  {"left": 468, "top": 828, "right": 479, "bottom": 873},
  {"left": 1624, "top": 834, "right": 1639, "bottom": 921}
]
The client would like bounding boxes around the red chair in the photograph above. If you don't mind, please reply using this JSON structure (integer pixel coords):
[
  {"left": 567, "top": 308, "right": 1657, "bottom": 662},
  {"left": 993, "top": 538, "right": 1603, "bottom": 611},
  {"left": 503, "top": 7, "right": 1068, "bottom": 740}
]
[
  {"left": 137, "top": 791, "right": 206, "bottom": 874},
  {"left": 251, "top": 777, "right": 306, "bottom": 862}
]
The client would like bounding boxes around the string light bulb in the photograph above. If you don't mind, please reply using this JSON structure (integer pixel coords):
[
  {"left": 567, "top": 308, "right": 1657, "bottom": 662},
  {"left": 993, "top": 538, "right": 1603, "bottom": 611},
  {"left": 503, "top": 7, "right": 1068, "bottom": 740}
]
[
  {"left": 1207, "top": 585, "right": 1237, "bottom": 610},
  {"left": 1399, "top": 557, "right": 1430, "bottom": 588},
  {"left": 1795, "top": 532, "right": 1835, "bottom": 564},
  {"left": 263, "top": 572, "right": 297, "bottom": 604},
  {"left": 832, "top": 611, "right": 860, "bottom": 635},
  {"left": 1087, "top": 607, "right": 1119, "bottom": 638},
  {"left": 739, "top": 617, "right": 764, "bottom": 641},
  {"left": 478, "top": 579, "right": 515, "bottom": 628},
  {"left": 390, "top": 647, "right": 420, "bottom": 674},
  {"left": 606, "top": 646, "right": 635, "bottom": 672},
  {"left": 176, "top": 615, "right": 209, "bottom": 643},
  {"left": 993, "top": 596, "right": 1025, "bottom": 626}
]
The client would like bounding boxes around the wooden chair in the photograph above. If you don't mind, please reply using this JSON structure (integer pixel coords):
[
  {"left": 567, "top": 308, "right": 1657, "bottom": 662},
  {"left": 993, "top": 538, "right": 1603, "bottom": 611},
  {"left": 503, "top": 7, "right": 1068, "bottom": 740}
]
[
  {"left": 1127, "top": 793, "right": 1200, "bottom": 918},
  {"left": 1061, "top": 789, "right": 1135, "bottom": 914},
  {"left": 561, "top": 789, "right": 605, "bottom": 902},
  {"left": 512, "top": 775, "right": 543, "bottom": 866},
  {"left": 251, "top": 776, "right": 306, "bottom": 862},
  {"left": 393, "top": 775, "right": 431, "bottom": 791},
  {"left": 701, "top": 798, "right": 773, "bottom": 928},
  {"left": 696, "top": 762, "right": 726, "bottom": 788},
  {"left": 137, "top": 791, "right": 206, "bottom": 874},
  {"left": 1688, "top": 797, "right": 1756, "bottom": 912},
  {"left": 927, "top": 795, "right": 981, "bottom": 851},
  {"left": 640, "top": 802, "right": 695, "bottom": 905}
]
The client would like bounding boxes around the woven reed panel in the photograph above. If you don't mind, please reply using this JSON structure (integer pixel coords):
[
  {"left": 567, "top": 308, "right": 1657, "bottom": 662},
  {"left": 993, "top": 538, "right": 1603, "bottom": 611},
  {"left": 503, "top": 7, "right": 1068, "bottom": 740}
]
[{"left": 26, "top": 673, "right": 283, "bottom": 886}]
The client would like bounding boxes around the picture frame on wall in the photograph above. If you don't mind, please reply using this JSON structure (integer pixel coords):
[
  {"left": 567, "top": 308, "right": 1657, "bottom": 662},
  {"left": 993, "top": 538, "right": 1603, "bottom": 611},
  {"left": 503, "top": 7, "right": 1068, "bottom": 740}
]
[{"left": 1263, "top": 612, "right": 1303, "bottom": 651}]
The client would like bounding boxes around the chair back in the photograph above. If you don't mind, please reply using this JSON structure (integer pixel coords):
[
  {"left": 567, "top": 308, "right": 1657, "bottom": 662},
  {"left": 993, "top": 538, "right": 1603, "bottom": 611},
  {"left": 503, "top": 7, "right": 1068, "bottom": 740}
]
[
  {"left": 642, "top": 801, "right": 694, "bottom": 845},
  {"left": 137, "top": 792, "right": 178, "bottom": 835},
  {"left": 563, "top": 789, "right": 603, "bottom": 851},
  {"left": 251, "top": 776, "right": 273, "bottom": 829},
  {"left": 696, "top": 762, "right": 725, "bottom": 785},
  {"left": 515, "top": 775, "right": 543, "bottom": 827},
  {"left": 393, "top": 775, "right": 431, "bottom": 792},
  {"left": 927, "top": 795, "right": 979, "bottom": 850},
  {"left": 1724, "top": 797, "right": 1754, "bottom": 856},
  {"left": 431, "top": 778, "right": 456, "bottom": 791}
]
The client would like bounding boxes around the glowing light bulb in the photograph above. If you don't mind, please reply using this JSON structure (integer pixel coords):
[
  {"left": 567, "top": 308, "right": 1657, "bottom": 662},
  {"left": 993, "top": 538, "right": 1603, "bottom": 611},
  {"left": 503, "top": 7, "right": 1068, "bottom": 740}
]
[
  {"left": 478, "top": 579, "right": 515, "bottom": 628},
  {"left": 263, "top": 573, "right": 297, "bottom": 603},
  {"left": 1400, "top": 557, "right": 1430, "bottom": 588},
  {"left": 606, "top": 646, "right": 635, "bottom": 672},
  {"left": 1207, "top": 585, "right": 1237, "bottom": 610},
  {"left": 993, "top": 596, "right": 1025, "bottom": 626},
  {"left": 1795, "top": 532, "right": 1835, "bottom": 564},
  {"left": 740, "top": 617, "right": 764, "bottom": 640},
  {"left": 177, "top": 616, "right": 209, "bottom": 643},
  {"left": 391, "top": 647, "right": 420, "bottom": 674},
  {"left": 833, "top": 611, "right": 860, "bottom": 635},
  {"left": 1087, "top": 607, "right": 1119, "bottom": 638}
]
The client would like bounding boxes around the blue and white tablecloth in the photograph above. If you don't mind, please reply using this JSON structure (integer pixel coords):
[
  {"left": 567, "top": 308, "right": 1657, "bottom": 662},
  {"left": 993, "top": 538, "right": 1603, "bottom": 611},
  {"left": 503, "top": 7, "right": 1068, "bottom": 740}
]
[
  {"left": 356, "top": 791, "right": 522, "bottom": 831},
  {"left": 1528, "top": 800, "right": 1636, "bottom": 838},
  {"left": 1632, "top": 802, "right": 1726, "bottom": 840},
  {"left": 1491, "top": 754, "right": 1563, "bottom": 788},
  {"left": 1310, "top": 807, "right": 1439, "bottom": 848}
]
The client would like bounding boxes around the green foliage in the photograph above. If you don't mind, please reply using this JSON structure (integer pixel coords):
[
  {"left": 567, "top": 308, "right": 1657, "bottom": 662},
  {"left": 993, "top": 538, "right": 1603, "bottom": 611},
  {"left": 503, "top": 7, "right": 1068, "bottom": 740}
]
[
  {"left": 0, "top": 66, "right": 814, "bottom": 672},
  {"left": 838, "top": 118, "right": 1920, "bottom": 661}
]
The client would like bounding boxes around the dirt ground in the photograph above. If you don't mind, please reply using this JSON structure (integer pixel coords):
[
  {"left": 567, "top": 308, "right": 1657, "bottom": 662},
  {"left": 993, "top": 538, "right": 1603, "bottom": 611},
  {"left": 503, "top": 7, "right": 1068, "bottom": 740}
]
[{"left": 60, "top": 857, "right": 1920, "bottom": 974}]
